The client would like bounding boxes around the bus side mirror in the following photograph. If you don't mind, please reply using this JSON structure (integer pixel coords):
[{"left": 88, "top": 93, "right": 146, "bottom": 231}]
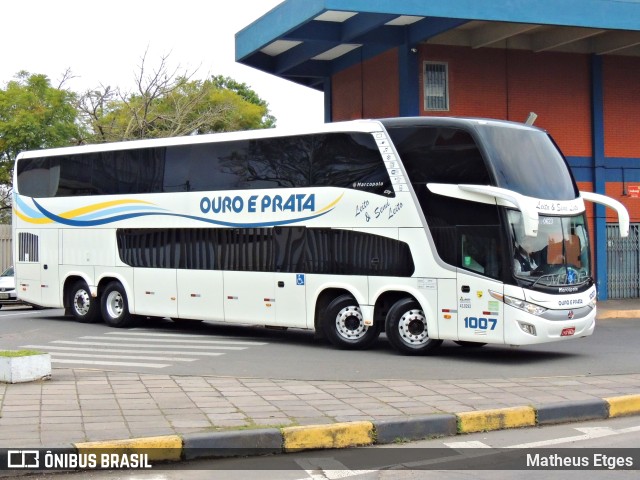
[{"left": 580, "top": 191, "right": 629, "bottom": 238}]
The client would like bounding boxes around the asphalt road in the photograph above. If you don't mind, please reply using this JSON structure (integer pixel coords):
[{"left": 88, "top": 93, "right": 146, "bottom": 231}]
[{"left": 0, "top": 306, "right": 638, "bottom": 381}]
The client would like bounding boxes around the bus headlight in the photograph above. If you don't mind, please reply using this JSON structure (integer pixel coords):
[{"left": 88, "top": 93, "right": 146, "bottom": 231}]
[{"left": 489, "top": 290, "right": 547, "bottom": 316}]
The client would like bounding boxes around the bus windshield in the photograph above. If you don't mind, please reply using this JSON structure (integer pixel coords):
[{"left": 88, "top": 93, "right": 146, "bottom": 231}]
[
  {"left": 508, "top": 211, "right": 591, "bottom": 287},
  {"left": 476, "top": 125, "right": 578, "bottom": 201}
]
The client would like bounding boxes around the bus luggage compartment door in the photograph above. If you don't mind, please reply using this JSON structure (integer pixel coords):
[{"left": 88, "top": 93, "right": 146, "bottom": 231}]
[
  {"left": 39, "top": 229, "right": 60, "bottom": 307},
  {"left": 15, "top": 229, "right": 42, "bottom": 306},
  {"left": 15, "top": 229, "right": 60, "bottom": 307},
  {"left": 223, "top": 271, "right": 275, "bottom": 325},
  {"left": 133, "top": 268, "right": 178, "bottom": 318}
]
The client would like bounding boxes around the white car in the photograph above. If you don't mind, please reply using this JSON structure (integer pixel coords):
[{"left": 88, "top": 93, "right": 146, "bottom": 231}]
[{"left": 0, "top": 266, "right": 20, "bottom": 308}]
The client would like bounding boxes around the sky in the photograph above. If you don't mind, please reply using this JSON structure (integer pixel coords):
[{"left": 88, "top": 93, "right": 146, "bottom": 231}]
[{"left": 1, "top": 0, "right": 325, "bottom": 129}]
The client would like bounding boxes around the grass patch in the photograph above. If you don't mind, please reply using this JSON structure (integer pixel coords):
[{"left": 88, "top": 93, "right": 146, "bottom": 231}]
[{"left": 0, "top": 350, "right": 43, "bottom": 358}]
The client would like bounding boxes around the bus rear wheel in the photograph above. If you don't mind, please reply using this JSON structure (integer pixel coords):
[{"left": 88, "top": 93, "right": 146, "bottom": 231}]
[
  {"left": 101, "top": 282, "right": 136, "bottom": 328},
  {"left": 323, "top": 294, "right": 380, "bottom": 349},
  {"left": 385, "top": 298, "right": 442, "bottom": 355},
  {"left": 69, "top": 281, "right": 101, "bottom": 323}
]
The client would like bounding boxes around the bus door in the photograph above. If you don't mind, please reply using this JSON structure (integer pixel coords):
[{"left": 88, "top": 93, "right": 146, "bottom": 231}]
[
  {"left": 456, "top": 229, "right": 504, "bottom": 343},
  {"left": 273, "top": 227, "right": 307, "bottom": 328},
  {"left": 274, "top": 272, "right": 306, "bottom": 327}
]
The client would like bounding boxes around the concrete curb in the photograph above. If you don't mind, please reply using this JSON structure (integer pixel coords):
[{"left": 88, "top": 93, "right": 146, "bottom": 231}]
[
  {"left": 535, "top": 398, "right": 609, "bottom": 425},
  {"left": 457, "top": 406, "right": 536, "bottom": 433},
  {"left": 596, "top": 309, "right": 640, "bottom": 320},
  {"left": 70, "top": 394, "right": 640, "bottom": 464},
  {"left": 605, "top": 393, "right": 640, "bottom": 417}
]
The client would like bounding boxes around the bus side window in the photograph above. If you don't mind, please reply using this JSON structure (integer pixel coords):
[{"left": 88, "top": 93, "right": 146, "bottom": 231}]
[
  {"left": 461, "top": 233, "right": 485, "bottom": 274},
  {"left": 459, "top": 228, "right": 501, "bottom": 278}
]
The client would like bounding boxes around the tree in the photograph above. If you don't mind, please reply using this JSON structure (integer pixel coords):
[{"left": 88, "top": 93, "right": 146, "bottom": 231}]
[
  {"left": 0, "top": 71, "right": 80, "bottom": 220},
  {"left": 79, "top": 53, "right": 276, "bottom": 143},
  {"left": 210, "top": 75, "right": 276, "bottom": 128},
  {"left": 0, "top": 55, "right": 278, "bottom": 222}
]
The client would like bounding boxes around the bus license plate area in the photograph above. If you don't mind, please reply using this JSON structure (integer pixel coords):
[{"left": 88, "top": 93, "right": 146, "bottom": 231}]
[{"left": 561, "top": 327, "right": 576, "bottom": 337}]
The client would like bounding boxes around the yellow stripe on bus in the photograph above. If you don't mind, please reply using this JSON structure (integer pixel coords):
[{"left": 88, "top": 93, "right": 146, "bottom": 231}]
[
  {"left": 14, "top": 208, "right": 53, "bottom": 224},
  {"left": 14, "top": 199, "right": 155, "bottom": 224},
  {"left": 316, "top": 193, "right": 344, "bottom": 214},
  {"left": 59, "top": 199, "right": 154, "bottom": 218}
]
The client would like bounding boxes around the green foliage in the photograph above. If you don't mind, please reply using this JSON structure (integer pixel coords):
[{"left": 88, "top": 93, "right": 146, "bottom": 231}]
[
  {"left": 79, "top": 57, "right": 276, "bottom": 143},
  {"left": 0, "top": 71, "right": 81, "bottom": 220},
  {"left": 211, "top": 75, "right": 276, "bottom": 128},
  {"left": 0, "top": 55, "right": 278, "bottom": 222},
  {"left": 0, "top": 350, "right": 43, "bottom": 357},
  {"left": 0, "top": 71, "right": 79, "bottom": 162}
]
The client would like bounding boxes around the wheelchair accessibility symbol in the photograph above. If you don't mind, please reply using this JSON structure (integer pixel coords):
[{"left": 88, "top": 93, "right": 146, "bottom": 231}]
[{"left": 296, "top": 274, "right": 305, "bottom": 286}]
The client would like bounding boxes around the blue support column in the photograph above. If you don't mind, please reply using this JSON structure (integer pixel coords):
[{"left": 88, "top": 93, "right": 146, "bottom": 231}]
[
  {"left": 591, "top": 55, "right": 608, "bottom": 300},
  {"left": 398, "top": 43, "right": 419, "bottom": 117},
  {"left": 323, "top": 77, "right": 332, "bottom": 123}
]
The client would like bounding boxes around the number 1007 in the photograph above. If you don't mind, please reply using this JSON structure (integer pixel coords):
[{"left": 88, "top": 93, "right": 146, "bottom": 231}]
[{"left": 464, "top": 317, "right": 497, "bottom": 330}]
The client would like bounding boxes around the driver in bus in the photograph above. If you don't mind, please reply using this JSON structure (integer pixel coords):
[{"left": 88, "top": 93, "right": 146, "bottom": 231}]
[{"left": 513, "top": 236, "right": 538, "bottom": 275}]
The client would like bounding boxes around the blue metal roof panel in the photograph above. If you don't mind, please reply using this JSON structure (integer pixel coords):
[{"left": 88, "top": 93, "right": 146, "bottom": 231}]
[
  {"left": 315, "top": 0, "right": 640, "bottom": 30},
  {"left": 236, "top": 0, "right": 327, "bottom": 61},
  {"left": 236, "top": 0, "right": 640, "bottom": 90}
]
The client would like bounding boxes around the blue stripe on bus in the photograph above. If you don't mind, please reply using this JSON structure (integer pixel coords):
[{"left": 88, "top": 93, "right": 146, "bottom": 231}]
[{"left": 31, "top": 199, "right": 334, "bottom": 228}]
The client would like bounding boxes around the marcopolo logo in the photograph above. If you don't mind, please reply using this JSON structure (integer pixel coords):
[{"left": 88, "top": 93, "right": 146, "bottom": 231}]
[{"left": 200, "top": 193, "right": 316, "bottom": 215}]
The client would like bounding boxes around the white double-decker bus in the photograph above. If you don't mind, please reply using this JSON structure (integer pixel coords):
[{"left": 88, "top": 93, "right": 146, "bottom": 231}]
[{"left": 12, "top": 117, "right": 629, "bottom": 355}]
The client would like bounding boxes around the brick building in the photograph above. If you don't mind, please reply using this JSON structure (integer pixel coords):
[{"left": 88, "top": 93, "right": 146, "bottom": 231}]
[{"left": 237, "top": 0, "right": 640, "bottom": 299}]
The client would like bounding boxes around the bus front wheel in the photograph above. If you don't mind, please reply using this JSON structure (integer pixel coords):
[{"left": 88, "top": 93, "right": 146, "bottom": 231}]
[
  {"left": 385, "top": 298, "right": 442, "bottom": 355},
  {"left": 323, "top": 294, "right": 381, "bottom": 349},
  {"left": 69, "top": 281, "right": 101, "bottom": 323},
  {"left": 101, "top": 282, "right": 135, "bottom": 328}
]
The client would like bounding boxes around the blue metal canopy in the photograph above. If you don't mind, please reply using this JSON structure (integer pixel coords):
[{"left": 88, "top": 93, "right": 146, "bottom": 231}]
[{"left": 236, "top": 0, "right": 640, "bottom": 90}]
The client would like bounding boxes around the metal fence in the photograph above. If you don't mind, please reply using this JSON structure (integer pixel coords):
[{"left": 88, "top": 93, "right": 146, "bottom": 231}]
[
  {"left": 607, "top": 223, "right": 640, "bottom": 299},
  {"left": 0, "top": 224, "right": 11, "bottom": 272}
]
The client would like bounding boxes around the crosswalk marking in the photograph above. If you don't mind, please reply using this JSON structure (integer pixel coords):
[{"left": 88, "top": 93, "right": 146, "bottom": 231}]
[
  {"left": 19, "top": 329, "right": 269, "bottom": 370},
  {"left": 507, "top": 426, "right": 618, "bottom": 448},
  {"left": 295, "top": 457, "right": 375, "bottom": 479},
  {"left": 19, "top": 350, "right": 198, "bottom": 362},
  {"left": 79, "top": 335, "right": 267, "bottom": 346},
  {"left": 444, "top": 441, "right": 491, "bottom": 449},
  {"left": 51, "top": 340, "right": 248, "bottom": 350},
  {"left": 20, "top": 344, "right": 225, "bottom": 357},
  {"left": 52, "top": 359, "right": 170, "bottom": 368},
  {"left": 104, "top": 331, "right": 258, "bottom": 341}
]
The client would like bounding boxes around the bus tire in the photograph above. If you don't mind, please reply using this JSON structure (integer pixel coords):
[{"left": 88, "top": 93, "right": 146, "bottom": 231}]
[
  {"left": 101, "top": 282, "right": 135, "bottom": 328},
  {"left": 69, "top": 281, "right": 101, "bottom": 323},
  {"left": 385, "top": 298, "right": 442, "bottom": 355},
  {"left": 323, "top": 294, "right": 380, "bottom": 349}
]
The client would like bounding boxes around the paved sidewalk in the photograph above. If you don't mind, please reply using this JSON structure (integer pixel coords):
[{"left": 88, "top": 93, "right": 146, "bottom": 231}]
[
  {"left": 1, "top": 369, "right": 640, "bottom": 448},
  {"left": 0, "top": 299, "right": 639, "bottom": 450}
]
